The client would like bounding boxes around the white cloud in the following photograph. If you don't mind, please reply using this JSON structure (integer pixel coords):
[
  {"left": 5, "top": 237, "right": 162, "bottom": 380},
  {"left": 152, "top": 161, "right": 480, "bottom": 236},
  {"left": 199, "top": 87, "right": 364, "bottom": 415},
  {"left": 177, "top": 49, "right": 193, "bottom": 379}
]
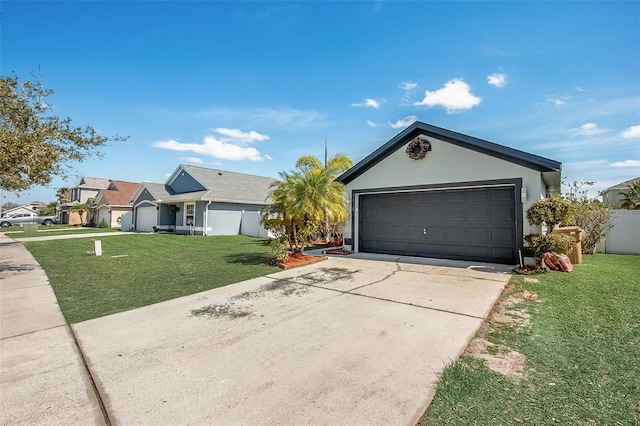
[
  {"left": 487, "top": 73, "right": 507, "bottom": 88},
  {"left": 414, "top": 79, "right": 481, "bottom": 113},
  {"left": 366, "top": 115, "right": 419, "bottom": 129},
  {"left": 213, "top": 128, "right": 269, "bottom": 144},
  {"left": 153, "top": 128, "right": 269, "bottom": 162},
  {"left": 545, "top": 96, "right": 568, "bottom": 107},
  {"left": 399, "top": 81, "right": 417, "bottom": 91},
  {"left": 351, "top": 98, "right": 386, "bottom": 109},
  {"left": 570, "top": 122, "right": 608, "bottom": 137},
  {"left": 389, "top": 116, "right": 418, "bottom": 129},
  {"left": 621, "top": 125, "right": 640, "bottom": 139},
  {"left": 611, "top": 159, "right": 640, "bottom": 168},
  {"left": 181, "top": 157, "right": 203, "bottom": 164}
]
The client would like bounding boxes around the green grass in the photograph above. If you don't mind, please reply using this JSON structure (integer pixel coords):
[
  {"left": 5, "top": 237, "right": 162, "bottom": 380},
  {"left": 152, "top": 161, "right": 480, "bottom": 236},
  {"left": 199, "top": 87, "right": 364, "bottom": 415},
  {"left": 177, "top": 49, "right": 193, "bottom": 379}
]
[
  {"left": 24, "top": 234, "right": 279, "bottom": 323},
  {"left": 420, "top": 254, "right": 640, "bottom": 425}
]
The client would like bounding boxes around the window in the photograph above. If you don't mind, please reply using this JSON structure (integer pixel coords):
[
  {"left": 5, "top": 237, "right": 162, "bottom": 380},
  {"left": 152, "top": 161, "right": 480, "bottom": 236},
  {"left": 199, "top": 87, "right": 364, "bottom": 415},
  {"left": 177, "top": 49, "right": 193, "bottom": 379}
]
[{"left": 185, "top": 203, "right": 195, "bottom": 226}]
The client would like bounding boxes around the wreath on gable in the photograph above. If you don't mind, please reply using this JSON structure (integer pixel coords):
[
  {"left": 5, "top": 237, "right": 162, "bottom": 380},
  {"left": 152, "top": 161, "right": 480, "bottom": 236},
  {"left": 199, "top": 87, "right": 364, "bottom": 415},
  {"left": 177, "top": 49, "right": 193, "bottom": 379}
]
[{"left": 406, "top": 137, "right": 432, "bottom": 160}]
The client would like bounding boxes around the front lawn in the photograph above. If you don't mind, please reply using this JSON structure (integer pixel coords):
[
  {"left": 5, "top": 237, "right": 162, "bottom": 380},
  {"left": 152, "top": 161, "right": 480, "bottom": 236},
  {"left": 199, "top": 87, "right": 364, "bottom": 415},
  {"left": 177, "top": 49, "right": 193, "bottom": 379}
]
[
  {"left": 420, "top": 254, "right": 640, "bottom": 424},
  {"left": 24, "top": 235, "right": 279, "bottom": 323}
]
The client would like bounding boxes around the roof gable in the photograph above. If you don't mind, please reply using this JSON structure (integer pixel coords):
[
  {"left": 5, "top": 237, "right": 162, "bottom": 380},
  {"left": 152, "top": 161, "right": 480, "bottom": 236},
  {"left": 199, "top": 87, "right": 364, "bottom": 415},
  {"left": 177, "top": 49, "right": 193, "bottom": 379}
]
[
  {"left": 166, "top": 165, "right": 208, "bottom": 193},
  {"left": 336, "top": 121, "right": 562, "bottom": 185},
  {"left": 95, "top": 180, "right": 140, "bottom": 206},
  {"left": 130, "top": 182, "right": 173, "bottom": 204}
]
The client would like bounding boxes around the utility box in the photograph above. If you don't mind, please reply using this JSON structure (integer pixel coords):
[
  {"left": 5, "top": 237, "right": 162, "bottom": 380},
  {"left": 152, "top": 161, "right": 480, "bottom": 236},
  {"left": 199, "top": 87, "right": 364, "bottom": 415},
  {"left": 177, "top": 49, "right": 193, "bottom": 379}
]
[
  {"left": 553, "top": 226, "right": 583, "bottom": 264},
  {"left": 23, "top": 223, "right": 38, "bottom": 235}
]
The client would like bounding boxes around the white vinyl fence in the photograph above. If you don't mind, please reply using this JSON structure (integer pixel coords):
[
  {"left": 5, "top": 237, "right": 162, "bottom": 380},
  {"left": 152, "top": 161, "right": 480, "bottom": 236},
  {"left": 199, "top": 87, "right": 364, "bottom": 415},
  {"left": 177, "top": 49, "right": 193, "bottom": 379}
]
[
  {"left": 603, "top": 210, "right": 640, "bottom": 255},
  {"left": 240, "top": 210, "right": 270, "bottom": 238}
]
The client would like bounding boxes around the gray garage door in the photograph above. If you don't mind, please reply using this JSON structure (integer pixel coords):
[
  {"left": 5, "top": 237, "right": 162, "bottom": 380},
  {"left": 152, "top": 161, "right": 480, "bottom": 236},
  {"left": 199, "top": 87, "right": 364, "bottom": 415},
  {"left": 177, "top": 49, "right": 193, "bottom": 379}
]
[{"left": 358, "top": 186, "right": 517, "bottom": 264}]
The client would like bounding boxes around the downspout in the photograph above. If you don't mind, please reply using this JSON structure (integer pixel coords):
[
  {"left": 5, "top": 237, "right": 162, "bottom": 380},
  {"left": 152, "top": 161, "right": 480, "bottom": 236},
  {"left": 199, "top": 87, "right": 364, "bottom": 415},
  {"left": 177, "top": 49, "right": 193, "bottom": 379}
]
[{"left": 203, "top": 201, "right": 212, "bottom": 236}]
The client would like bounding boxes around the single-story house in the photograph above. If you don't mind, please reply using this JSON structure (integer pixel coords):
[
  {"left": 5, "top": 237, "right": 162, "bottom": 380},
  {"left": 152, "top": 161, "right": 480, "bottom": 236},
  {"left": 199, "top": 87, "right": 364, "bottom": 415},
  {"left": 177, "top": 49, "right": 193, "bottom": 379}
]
[
  {"left": 128, "top": 164, "right": 277, "bottom": 237},
  {"left": 601, "top": 177, "right": 639, "bottom": 208},
  {"left": 335, "top": 121, "right": 562, "bottom": 265},
  {"left": 58, "top": 177, "right": 111, "bottom": 225},
  {"left": 92, "top": 180, "right": 140, "bottom": 227},
  {"left": 1, "top": 201, "right": 47, "bottom": 217}
]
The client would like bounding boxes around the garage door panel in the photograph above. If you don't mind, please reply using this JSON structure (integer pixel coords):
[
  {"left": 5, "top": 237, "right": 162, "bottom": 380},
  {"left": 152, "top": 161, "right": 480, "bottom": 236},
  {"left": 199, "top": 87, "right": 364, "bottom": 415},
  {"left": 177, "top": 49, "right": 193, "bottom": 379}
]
[
  {"left": 492, "top": 247, "right": 516, "bottom": 260},
  {"left": 492, "top": 207, "right": 514, "bottom": 221},
  {"left": 445, "top": 191, "right": 465, "bottom": 202},
  {"left": 446, "top": 209, "right": 465, "bottom": 221},
  {"left": 468, "top": 227, "right": 491, "bottom": 240},
  {"left": 446, "top": 227, "right": 466, "bottom": 241},
  {"left": 358, "top": 186, "right": 517, "bottom": 264},
  {"left": 467, "top": 208, "right": 490, "bottom": 221},
  {"left": 425, "top": 209, "right": 445, "bottom": 221},
  {"left": 468, "top": 245, "right": 491, "bottom": 258},
  {"left": 492, "top": 227, "right": 515, "bottom": 241},
  {"left": 408, "top": 209, "right": 424, "bottom": 221},
  {"left": 446, "top": 244, "right": 467, "bottom": 256},
  {"left": 407, "top": 242, "right": 425, "bottom": 253},
  {"left": 389, "top": 241, "right": 407, "bottom": 252},
  {"left": 425, "top": 192, "right": 444, "bottom": 203},
  {"left": 467, "top": 189, "right": 489, "bottom": 202},
  {"left": 425, "top": 243, "right": 445, "bottom": 253},
  {"left": 491, "top": 188, "right": 514, "bottom": 201}
]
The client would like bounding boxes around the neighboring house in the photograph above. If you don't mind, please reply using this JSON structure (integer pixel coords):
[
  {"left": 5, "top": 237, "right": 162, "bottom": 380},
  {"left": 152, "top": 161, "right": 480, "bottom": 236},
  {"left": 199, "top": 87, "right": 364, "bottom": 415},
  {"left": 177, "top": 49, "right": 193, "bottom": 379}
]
[
  {"left": 128, "top": 165, "right": 276, "bottom": 236},
  {"left": 1, "top": 201, "right": 47, "bottom": 217},
  {"left": 58, "top": 177, "right": 111, "bottom": 225},
  {"left": 601, "top": 177, "right": 639, "bottom": 208},
  {"left": 335, "top": 121, "right": 562, "bottom": 265},
  {"left": 92, "top": 180, "right": 140, "bottom": 227}
]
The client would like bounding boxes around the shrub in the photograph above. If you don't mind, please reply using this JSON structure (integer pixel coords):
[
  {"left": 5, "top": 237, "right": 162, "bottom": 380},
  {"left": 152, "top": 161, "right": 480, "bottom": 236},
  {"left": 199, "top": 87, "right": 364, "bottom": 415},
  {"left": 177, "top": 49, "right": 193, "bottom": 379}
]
[
  {"left": 98, "top": 218, "right": 109, "bottom": 228},
  {"left": 266, "top": 237, "right": 290, "bottom": 264},
  {"left": 526, "top": 195, "right": 571, "bottom": 233},
  {"left": 525, "top": 233, "right": 575, "bottom": 266},
  {"left": 562, "top": 198, "right": 613, "bottom": 254}
]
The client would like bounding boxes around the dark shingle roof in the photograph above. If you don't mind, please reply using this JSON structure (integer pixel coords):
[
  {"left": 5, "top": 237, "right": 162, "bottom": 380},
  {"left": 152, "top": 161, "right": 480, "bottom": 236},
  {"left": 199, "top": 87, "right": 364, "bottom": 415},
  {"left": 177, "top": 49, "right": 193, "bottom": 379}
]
[{"left": 336, "top": 121, "right": 562, "bottom": 185}]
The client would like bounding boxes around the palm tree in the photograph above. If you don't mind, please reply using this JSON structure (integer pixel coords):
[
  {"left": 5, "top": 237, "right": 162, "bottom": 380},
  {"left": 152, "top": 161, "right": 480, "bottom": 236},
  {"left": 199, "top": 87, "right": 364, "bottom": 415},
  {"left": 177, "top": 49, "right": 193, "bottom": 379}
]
[
  {"left": 295, "top": 152, "right": 353, "bottom": 243},
  {"left": 56, "top": 187, "right": 71, "bottom": 204},
  {"left": 619, "top": 179, "right": 640, "bottom": 210},
  {"left": 262, "top": 167, "right": 348, "bottom": 254},
  {"left": 70, "top": 202, "right": 90, "bottom": 225}
]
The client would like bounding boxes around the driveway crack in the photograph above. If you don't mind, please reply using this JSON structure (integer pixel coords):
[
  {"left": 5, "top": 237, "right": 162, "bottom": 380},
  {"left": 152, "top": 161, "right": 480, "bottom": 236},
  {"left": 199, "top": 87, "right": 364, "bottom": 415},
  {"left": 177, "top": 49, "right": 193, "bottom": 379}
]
[{"left": 348, "top": 262, "right": 401, "bottom": 292}]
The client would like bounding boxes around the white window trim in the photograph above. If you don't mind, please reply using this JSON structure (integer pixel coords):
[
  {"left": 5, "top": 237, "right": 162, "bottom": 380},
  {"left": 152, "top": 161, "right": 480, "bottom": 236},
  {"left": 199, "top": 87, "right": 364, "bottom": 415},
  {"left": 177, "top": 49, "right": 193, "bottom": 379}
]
[{"left": 184, "top": 202, "right": 195, "bottom": 226}]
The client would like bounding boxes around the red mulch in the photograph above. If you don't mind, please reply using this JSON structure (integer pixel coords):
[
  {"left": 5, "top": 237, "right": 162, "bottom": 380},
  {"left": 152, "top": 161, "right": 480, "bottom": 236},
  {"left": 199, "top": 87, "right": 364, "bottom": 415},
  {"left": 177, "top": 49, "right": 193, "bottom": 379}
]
[
  {"left": 323, "top": 248, "right": 353, "bottom": 255},
  {"left": 278, "top": 252, "right": 324, "bottom": 269}
]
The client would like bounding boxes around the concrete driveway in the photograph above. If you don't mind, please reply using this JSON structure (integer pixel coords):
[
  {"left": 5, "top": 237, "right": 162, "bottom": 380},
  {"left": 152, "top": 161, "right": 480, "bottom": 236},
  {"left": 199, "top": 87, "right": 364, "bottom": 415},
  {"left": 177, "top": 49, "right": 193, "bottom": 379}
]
[{"left": 73, "top": 255, "right": 510, "bottom": 425}]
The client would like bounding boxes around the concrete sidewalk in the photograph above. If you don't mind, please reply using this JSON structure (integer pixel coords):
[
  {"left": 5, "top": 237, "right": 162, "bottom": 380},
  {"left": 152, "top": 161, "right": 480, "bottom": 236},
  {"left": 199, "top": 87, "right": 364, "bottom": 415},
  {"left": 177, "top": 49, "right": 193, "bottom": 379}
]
[
  {"left": 11, "top": 230, "right": 140, "bottom": 242},
  {"left": 0, "top": 233, "right": 105, "bottom": 425}
]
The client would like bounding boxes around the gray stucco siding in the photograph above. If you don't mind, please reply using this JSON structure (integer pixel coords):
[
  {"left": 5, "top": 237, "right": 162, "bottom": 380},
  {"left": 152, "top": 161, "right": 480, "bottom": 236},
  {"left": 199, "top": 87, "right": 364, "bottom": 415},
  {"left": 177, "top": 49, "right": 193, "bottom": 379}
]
[{"left": 169, "top": 171, "right": 206, "bottom": 193}]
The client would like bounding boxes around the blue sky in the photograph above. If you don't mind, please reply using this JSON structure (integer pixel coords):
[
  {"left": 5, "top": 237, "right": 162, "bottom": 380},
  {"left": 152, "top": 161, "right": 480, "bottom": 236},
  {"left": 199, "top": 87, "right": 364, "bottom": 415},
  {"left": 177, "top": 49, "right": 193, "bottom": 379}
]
[{"left": 2, "top": 1, "right": 639, "bottom": 204}]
